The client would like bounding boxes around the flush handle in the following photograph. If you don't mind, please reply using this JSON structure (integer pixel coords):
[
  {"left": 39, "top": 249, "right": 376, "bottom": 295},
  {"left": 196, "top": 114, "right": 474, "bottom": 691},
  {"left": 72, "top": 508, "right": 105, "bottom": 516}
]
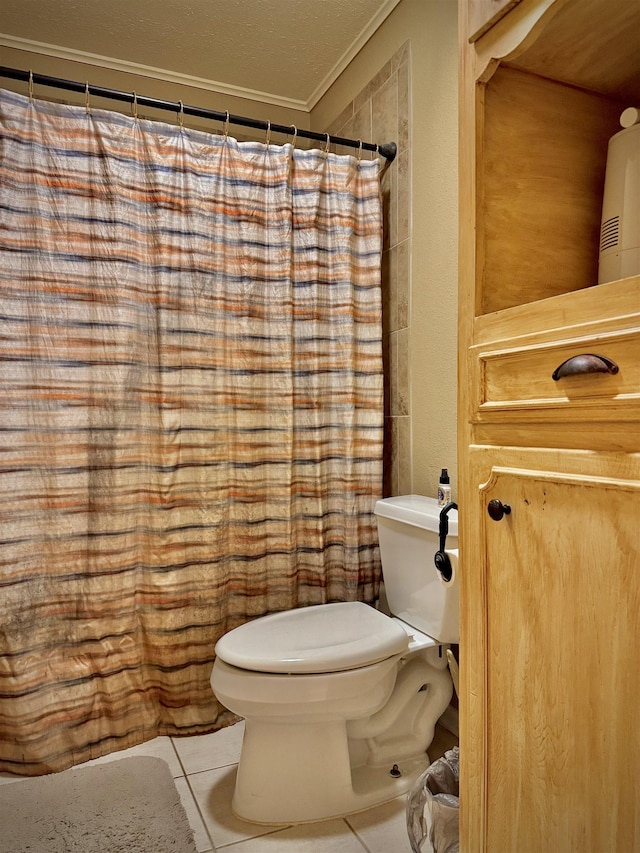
[
  {"left": 487, "top": 499, "right": 511, "bottom": 521},
  {"left": 551, "top": 353, "right": 619, "bottom": 380}
]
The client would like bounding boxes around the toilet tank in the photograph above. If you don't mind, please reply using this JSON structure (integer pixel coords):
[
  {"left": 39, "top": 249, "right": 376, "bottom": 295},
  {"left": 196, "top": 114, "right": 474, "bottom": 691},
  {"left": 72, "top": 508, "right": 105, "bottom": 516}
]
[{"left": 374, "top": 495, "right": 459, "bottom": 643}]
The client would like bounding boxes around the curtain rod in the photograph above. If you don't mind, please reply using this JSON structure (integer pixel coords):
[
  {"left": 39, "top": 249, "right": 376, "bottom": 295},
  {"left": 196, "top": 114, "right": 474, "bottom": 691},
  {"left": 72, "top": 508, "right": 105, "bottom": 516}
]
[{"left": 0, "top": 66, "right": 397, "bottom": 162}]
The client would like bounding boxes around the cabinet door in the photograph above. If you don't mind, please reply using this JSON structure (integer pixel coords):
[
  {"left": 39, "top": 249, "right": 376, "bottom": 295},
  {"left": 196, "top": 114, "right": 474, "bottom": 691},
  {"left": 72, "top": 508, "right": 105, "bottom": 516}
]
[{"left": 476, "top": 462, "right": 639, "bottom": 852}]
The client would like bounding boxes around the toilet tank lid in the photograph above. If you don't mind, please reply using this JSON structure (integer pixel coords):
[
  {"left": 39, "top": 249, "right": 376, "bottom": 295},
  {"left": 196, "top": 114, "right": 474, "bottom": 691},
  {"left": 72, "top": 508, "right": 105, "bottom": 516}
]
[
  {"left": 375, "top": 495, "right": 458, "bottom": 536},
  {"left": 215, "top": 602, "right": 409, "bottom": 674}
]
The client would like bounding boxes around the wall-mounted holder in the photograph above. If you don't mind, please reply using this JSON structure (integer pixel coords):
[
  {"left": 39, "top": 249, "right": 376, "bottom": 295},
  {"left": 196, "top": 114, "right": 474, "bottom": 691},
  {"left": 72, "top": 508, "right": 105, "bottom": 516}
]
[{"left": 434, "top": 501, "right": 458, "bottom": 582}]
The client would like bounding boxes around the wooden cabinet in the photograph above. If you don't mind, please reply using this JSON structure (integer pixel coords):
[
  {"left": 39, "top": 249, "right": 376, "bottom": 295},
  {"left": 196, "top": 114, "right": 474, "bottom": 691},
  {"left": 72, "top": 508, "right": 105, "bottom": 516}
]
[
  {"left": 467, "top": 0, "right": 523, "bottom": 41},
  {"left": 468, "top": 449, "right": 640, "bottom": 852},
  {"left": 457, "top": 1, "right": 640, "bottom": 850}
]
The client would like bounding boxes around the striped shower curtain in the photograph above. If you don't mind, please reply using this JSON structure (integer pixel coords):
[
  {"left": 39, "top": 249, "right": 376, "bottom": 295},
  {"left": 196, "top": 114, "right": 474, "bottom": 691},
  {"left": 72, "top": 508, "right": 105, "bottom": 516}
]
[{"left": 0, "top": 88, "right": 383, "bottom": 775}]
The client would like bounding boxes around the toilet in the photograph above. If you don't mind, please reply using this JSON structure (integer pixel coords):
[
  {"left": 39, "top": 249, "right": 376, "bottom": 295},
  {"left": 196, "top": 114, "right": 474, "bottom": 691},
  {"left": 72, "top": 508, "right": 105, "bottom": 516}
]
[{"left": 210, "top": 494, "right": 459, "bottom": 824}]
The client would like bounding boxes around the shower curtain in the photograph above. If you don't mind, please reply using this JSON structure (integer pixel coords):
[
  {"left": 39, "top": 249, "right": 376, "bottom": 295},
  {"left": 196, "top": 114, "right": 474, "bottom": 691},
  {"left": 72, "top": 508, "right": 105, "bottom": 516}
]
[{"left": 0, "top": 88, "right": 384, "bottom": 775}]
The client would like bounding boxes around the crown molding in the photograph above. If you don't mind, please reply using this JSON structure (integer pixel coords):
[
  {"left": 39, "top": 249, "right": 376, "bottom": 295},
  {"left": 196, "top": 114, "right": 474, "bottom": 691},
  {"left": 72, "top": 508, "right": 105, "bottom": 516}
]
[
  {"left": 0, "top": 33, "right": 308, "bottom": 112},
  {"left": 0, "top": 0, "right": 403, "bottom": 114},
  {"left": 306, "top": 0, "right": 403, "bottom": 109}
]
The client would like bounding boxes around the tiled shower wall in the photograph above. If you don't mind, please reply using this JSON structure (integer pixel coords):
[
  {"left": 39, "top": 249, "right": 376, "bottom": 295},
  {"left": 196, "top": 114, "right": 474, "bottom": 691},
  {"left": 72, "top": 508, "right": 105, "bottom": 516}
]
[{"left": 326, "top": 43, "right": 411, "bottom": 497}]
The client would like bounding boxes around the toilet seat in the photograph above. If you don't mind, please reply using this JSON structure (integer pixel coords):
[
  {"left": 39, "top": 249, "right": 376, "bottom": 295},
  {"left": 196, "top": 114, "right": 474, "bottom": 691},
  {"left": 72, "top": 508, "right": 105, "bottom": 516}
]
[{"left": 215, "top": 601, "right": 409, "bottom": 674}]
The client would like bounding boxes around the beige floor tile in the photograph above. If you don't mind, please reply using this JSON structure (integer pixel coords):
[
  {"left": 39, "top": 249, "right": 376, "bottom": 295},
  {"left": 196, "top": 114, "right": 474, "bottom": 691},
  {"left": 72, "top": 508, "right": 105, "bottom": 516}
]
[
  {"left": 173, "top": 721, "right": 245, "bottom": 775},
  {"left": 346, "top": 795, "right": 415, "bottom": 853},
  {"left": 77, "top": 735, "right": 184, "bottom": 777},
  {"left": 174, "top": 775, "right": 217, "bottom": 852},
  {"left": 215, "top": 818, "right": 368, "bottom": 852},
  {"left": 187, "top": 764, "right": 283, "bottom": 849},
  {"left": 0, "top": 736, "right": 184, "bottom": 781}
]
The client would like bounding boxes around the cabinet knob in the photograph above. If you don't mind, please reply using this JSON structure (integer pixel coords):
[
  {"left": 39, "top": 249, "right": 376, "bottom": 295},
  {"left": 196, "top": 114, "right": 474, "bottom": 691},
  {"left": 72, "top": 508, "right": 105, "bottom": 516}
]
[
  {"left": 488, "top": 499, "right": 511, "bottom": 521},
  {"left": 552, "top": 353, "right": 619, "bottom": 380}
]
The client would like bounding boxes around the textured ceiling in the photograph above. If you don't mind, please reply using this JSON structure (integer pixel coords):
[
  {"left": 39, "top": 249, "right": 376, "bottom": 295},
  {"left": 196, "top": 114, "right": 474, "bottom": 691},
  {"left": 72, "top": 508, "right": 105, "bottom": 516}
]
[{"left": 0, "top": 0, "right": 400, "bottom": 107}]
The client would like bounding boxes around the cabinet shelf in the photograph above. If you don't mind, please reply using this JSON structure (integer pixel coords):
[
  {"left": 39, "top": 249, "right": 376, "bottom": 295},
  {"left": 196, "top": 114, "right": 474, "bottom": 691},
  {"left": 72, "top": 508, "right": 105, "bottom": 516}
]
[
  {"left": 505, "top": 0, "right": 640, "bottom": 104},
  {"left": 474, "top": 274, "right": 639, "bottom": 346}
]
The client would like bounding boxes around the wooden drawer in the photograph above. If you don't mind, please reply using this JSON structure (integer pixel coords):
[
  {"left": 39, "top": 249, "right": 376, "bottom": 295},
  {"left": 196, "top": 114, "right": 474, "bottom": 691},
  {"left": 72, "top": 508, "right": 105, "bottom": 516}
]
[{"left": 470, "top": 327, "right": 640, "bottom": 422}]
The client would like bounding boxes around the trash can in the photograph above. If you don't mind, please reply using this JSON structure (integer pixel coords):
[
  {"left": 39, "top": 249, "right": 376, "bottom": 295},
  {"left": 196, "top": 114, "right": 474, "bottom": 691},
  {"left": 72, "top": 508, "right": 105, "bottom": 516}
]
[{"left": 406, "top": 746, "right": 459, "bottom": 853}]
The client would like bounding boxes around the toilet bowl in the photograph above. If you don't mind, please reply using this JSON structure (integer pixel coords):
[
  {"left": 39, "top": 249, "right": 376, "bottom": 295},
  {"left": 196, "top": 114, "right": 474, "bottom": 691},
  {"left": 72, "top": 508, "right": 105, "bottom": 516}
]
[{"left": 210, "top": 495, "right": 458, "bottom": 824}]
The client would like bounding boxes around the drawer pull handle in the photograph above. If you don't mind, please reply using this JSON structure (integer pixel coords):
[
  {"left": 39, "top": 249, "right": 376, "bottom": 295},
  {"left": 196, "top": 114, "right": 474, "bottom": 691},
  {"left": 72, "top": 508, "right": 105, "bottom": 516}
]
[{"left": 551, "top": 353, "right": 619, "bottom": 381}]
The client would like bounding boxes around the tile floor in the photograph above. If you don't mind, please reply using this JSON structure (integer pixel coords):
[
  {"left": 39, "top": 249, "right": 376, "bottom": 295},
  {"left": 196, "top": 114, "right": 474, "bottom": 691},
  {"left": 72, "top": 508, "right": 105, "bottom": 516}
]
[{"left": 0, "top": 720, "right": 458, "bottom": 852}]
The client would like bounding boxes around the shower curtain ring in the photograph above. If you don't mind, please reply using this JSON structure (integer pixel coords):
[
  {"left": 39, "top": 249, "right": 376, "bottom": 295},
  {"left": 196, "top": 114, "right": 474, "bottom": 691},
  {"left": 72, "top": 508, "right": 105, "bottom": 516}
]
[
  {"left": 85, "top": 82, "right": 91, "bottom": 114},
  {"left": 28, "top": 70, "right": 34, "bottom": 102},
  {"left": 131, "top": 92, "right": 138, "bottom": 119},
  {"left": 357, "top": 140, "right": 363, "bottom": 161},
  {"left": 178, "top": 100, "right": 184, "bottom": 128},
  {"left": 324, "top": 133, "right": 331, "bottom": 154},
  {"left": 223, "top": 111, "right": 230, "bottom": 139},
  {"left": 265, "top": 120, "right": 271, "bottom": 146},
  {"left": 290, "top": 124, "right": 298, "bottom": 147}
]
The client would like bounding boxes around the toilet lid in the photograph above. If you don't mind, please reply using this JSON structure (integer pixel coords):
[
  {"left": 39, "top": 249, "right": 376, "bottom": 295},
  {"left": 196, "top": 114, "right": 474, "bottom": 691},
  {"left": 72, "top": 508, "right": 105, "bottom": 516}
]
[{"left": 215, "top": 601, "right": 409, "bottom": 674}]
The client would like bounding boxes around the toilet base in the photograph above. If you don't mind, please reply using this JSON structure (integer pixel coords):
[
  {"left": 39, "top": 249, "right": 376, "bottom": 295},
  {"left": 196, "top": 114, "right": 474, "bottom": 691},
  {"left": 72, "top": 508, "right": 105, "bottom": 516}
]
[{"left": 232, "top": 716, "right": 432, "bottom": 825}]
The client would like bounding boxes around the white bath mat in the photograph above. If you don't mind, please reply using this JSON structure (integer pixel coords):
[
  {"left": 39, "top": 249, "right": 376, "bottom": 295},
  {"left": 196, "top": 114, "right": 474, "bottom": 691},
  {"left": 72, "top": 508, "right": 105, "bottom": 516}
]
[{"left": 0, "top": 756, "right": 198, "bottom": 852}]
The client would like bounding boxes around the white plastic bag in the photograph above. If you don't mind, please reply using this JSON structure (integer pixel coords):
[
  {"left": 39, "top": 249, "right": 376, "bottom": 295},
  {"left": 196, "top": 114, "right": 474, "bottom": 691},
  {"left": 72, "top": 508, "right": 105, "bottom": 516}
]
[{"left": 406, "top": 746, "right": 459, "bottom": 853}]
